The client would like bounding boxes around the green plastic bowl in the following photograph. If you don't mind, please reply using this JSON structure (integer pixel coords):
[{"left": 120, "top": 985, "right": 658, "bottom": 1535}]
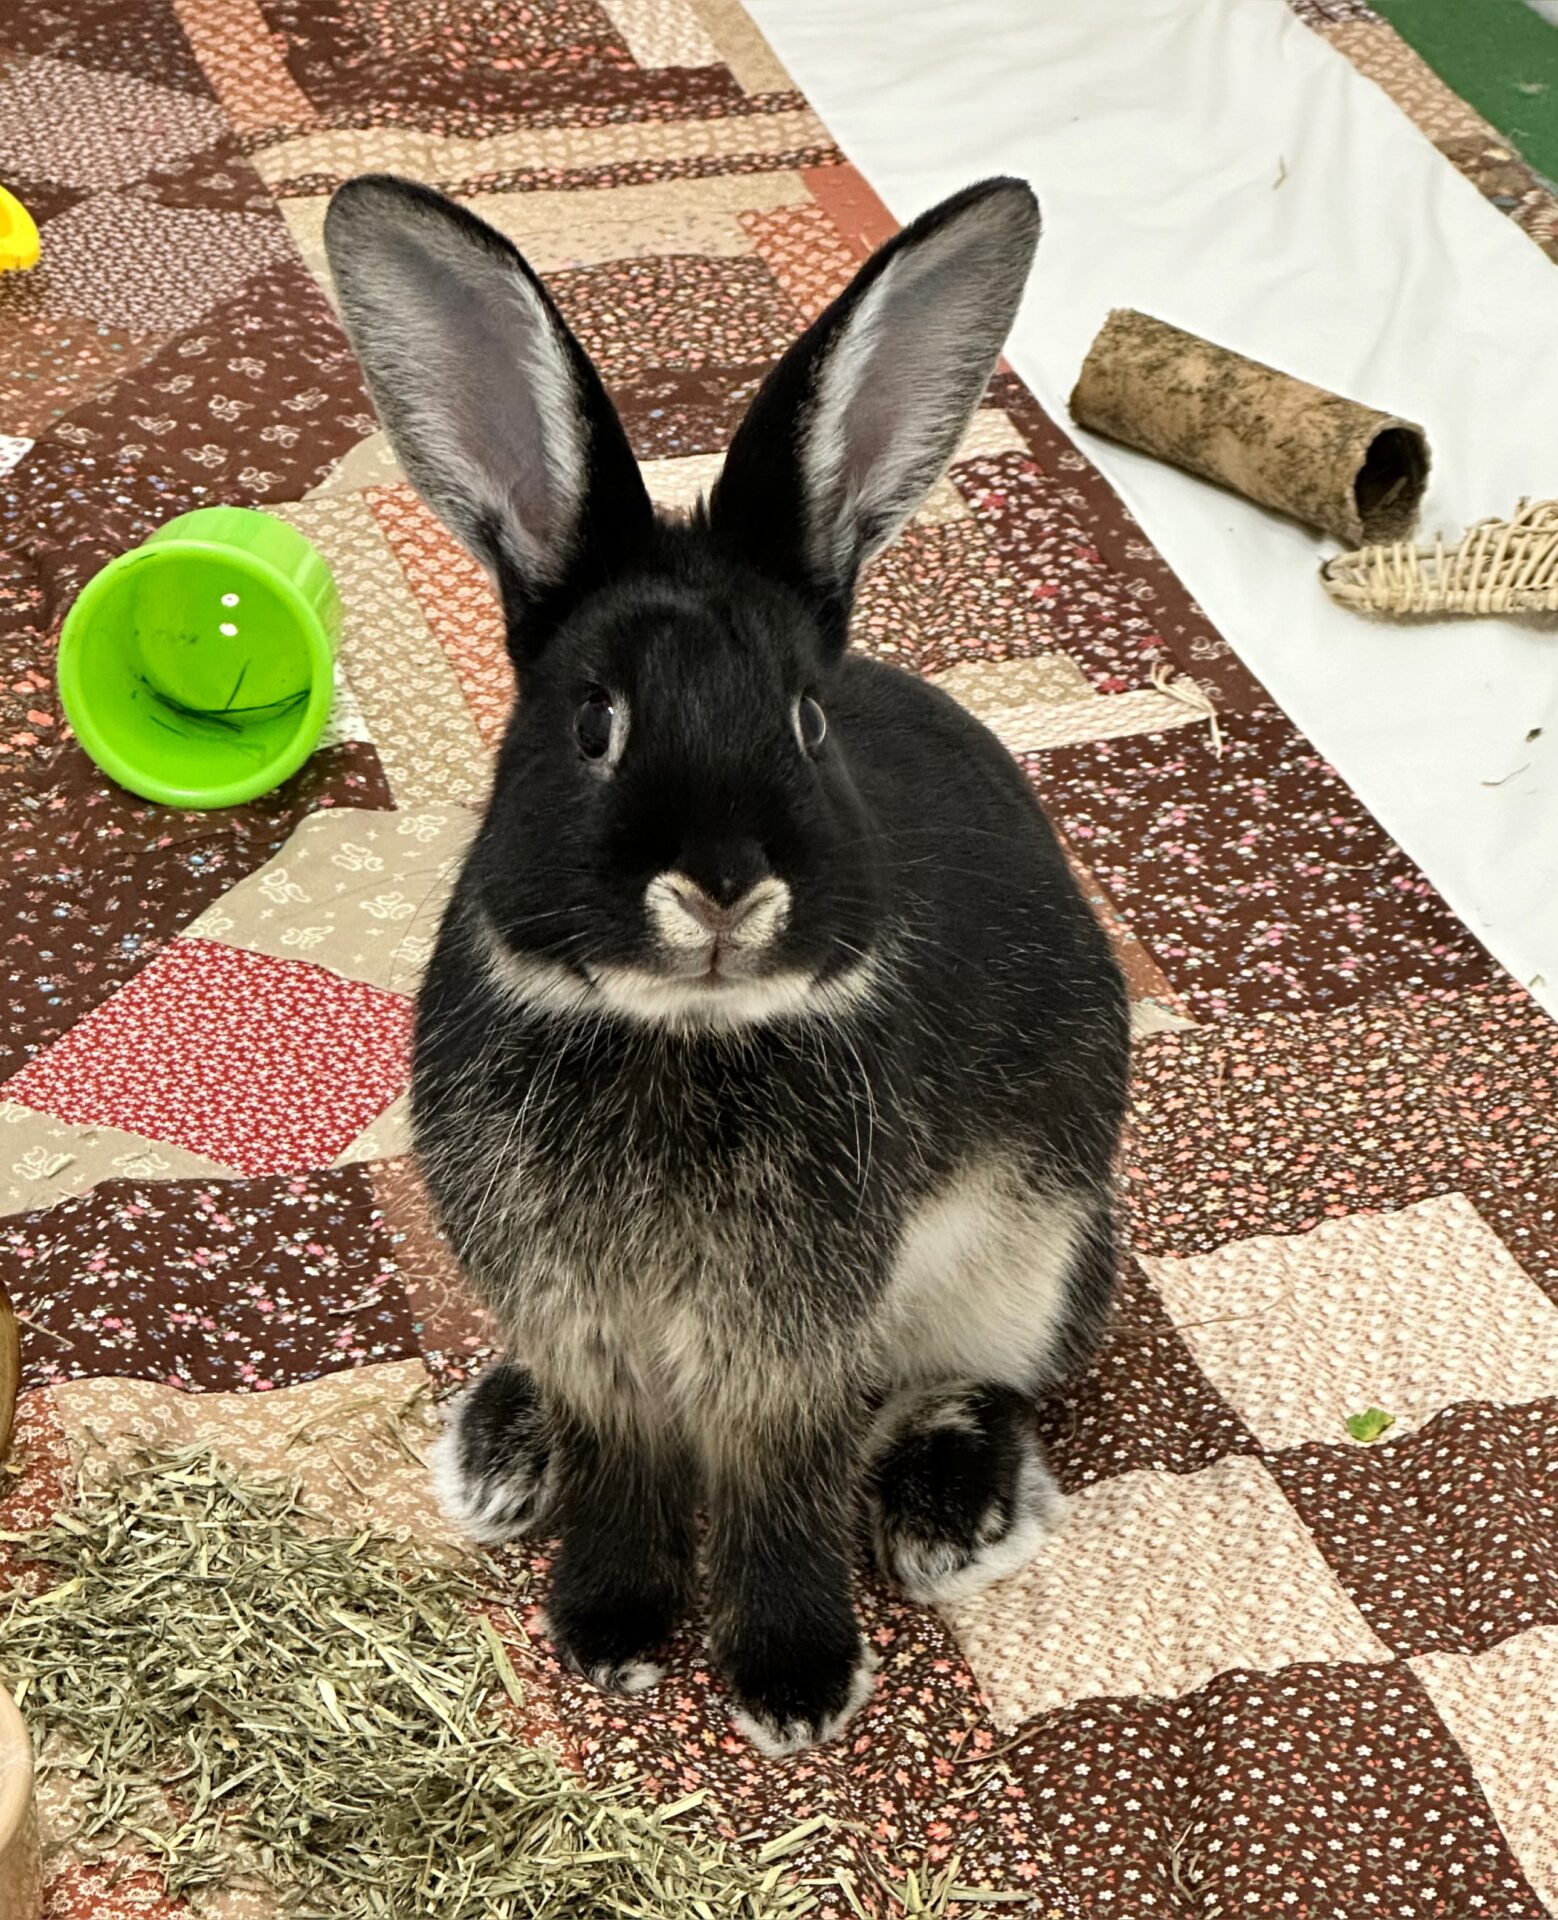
[{"left": 57, "top": 506, "right": 341, "bottom": 810}]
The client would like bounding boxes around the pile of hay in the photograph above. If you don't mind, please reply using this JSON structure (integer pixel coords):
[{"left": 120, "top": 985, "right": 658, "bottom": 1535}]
[
  {"left": 0, "top": 1446, "right": 1011, "bottom": 1918},
  {"left": 1, "top": 1447, "right": 806, "bottom": 1916}
]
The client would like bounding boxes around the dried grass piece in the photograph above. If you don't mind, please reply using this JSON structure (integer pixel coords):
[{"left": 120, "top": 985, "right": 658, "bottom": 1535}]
[
  {"left": 1322, "top": 498, "right": 1558, "bottom": 616},
  {"left": 0, "top": 1288, "right": 18, "bottom": 1462}
]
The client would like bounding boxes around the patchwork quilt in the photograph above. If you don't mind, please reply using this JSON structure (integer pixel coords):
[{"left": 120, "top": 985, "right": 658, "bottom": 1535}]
[{"left": 2, "top": 0, "right": 1555, "bottom": 1913}]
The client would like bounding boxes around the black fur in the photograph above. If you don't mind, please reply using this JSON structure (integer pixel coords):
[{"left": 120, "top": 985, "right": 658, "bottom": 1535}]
[
  {"left": 867, "top": 1384, "right": 1055, "bottom": 1601},
  {"left": 324, "top": 173, "right": 1129, "bottom": 1752}
]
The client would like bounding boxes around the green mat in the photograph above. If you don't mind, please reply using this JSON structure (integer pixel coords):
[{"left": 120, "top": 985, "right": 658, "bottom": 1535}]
[{"left": 1372, "top": 0, "right": 1558, "bottom": 185}]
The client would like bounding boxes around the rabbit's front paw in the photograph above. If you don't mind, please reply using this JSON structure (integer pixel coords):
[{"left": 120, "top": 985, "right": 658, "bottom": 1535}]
[
  {"left": 543, "top": 1599, "right": 670, "bottom": 1697},
  {"left": 539, "top": 1594, "right": 663, "bottom": 1693},
  {"left": 722, "top": 1616, "right": 877, "bottom": 1757},
  {"left": 544, "top": 1471, "right": 696, "bottom": 1696},
  {"left": 545, "top": 1572, "right": 684, "bottom": 1698},
  {"left": 431, "top": 1361, "right": 555, "bottom": 1543}
]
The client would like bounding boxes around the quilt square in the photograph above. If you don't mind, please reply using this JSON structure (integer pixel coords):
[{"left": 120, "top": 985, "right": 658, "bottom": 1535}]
[
  {"left": 1124, "top": 1002, "right": 1460, "bottom": 1258},
  {"left": 1140, "top": 1193, "right": 1558, "bottom": 1450},
  {"left": 942, "top": 1455, "right": 1386, "bottom": 1727},
  {"left": 1413, "top": 1627, "right": 1558, "bottom": 1915},
  {"left": 1004, "top": 1659, "right": 1546, "bottom": 1918},
  {"left": 1, "top": 939, "right": 412, "bottom": 1175},
  {"left": 1026, "top": 708, "right": 1497, "bottom": 1023},
  {"left": 181, "top": 806, "right": 474, "bottom": 995},
  {"left": 3, "top": 1165, "right": 418, "bottom": 1392},
  {"left": 1269, "top": 1399, "right": 1558, "bottom": 1657}
]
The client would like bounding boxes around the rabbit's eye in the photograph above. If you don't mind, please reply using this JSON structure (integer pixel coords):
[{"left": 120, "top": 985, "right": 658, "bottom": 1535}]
[
  {"left": 795, "top": 693, "right": 827, "bottom": 753},
  {"left": 575, "top": 691, "right": 616, "bottom": 761}
]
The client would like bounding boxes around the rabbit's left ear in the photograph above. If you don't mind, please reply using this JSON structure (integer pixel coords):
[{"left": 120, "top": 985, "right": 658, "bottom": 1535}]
[
  {"left": 708, "top": 178, "right": 1039, "bottom": 631},
  {"left": 324, "top": 174, "right": 653, "bottom": 641}
]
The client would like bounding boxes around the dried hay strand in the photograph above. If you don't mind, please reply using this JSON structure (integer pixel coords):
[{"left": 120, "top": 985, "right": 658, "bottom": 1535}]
[
  {"left": 0, "top": 1445, "right": 1021, "bottom": 1919},
  {"left": 0, "top": 1288, "right": 18, "bottom": 1462},
  {"left": 1322, "top": 498, "right": 1558, "bottom": 617}
]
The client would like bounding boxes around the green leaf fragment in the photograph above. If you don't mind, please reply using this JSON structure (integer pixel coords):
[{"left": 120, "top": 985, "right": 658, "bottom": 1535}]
[{"left": 1345, "top": 1407, "right": 1395, "bottom": 1443}]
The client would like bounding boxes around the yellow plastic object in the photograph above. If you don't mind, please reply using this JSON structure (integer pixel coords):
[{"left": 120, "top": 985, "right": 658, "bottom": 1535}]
[{"left": 0, "top": 186, "right": 40, "bottom": 272}]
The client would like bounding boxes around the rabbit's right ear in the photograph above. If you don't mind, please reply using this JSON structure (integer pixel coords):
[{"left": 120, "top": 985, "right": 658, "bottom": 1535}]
[
  {"left": 709, "top": 179, "right": 1039, "bottom": 638},
  {"left": 324, "top": 175, "right": 653, "bottom": 648}
]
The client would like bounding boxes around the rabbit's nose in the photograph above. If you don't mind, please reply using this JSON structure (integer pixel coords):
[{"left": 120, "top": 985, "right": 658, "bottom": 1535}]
[
  {"left": 668, "top": 876, "right": 781, "bottom": 937},
  {"left": 675, "top": 836, "right": 771, "bottom": 911}
]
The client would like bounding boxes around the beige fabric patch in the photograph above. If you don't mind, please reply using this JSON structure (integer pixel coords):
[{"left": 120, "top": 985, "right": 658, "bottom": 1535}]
[
  {"left": 253, "top": 109, "right": 830, "bottom": 192},
  {"left": 181, "top": 807, "right": 475, "bottom": 995},
  {"left": 930, "top": 657, "right": 1206, "bottom": 754},
  {"left": 197, "top": 1885, "right": 289, "bottom": 1920},
  {"left": 685, "top": 0, "right": 794, "bottom": 92},
  {"left": 48, "top": 1359, "right": 458, "bottom": 1546},
  {"left": 640, "top": 450, "right": 727, "bottom": 513},
  {"left": 913, "top": 475, "right": 974, "bottom": 526},
  {"left": 943, "top": 1455, "right": 1388, "bottom": 1726},
  {"left": 1141, "top": 1192, "right": 1558, "bottom": 1451},
  {"left": 1412, "top": 1627, "right": 1558, "bottom": 1913},
  {"left": 315, "top": 656, "right": 373, "bottom": 750},
  {"left": 305, "top": 429, "right": 406, "bottom": 498},
  {"left": 596, "top": 0, "right": 720, "bottom": 70},
  {"left": 1131, "top": 998, "right": 1196, "bottom": 1040},
  {"left": 271, "top": 497, "right": 490, "bottom": 806},
  {"left": 957, "top": 412, "right": 1031, "bottom": 462},
  {"left": 335, "top": 1092, "right": 413, "bottom": 1168},
  {"left": 0, "top": 1100, "right": 237, "bottom": 1219}
]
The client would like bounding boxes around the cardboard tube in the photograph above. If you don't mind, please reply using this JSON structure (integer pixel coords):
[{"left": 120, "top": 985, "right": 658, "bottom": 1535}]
[{"left": 1070, "top": 309, "right": 1430, "bottom": 546}]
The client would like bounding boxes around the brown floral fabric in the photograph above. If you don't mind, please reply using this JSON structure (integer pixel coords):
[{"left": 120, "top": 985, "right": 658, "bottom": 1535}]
[
  {"left": 1, "top": 2, "right": 1555, "bottom": 1916},
  {"left": 1294, "top": 7, "right": 1558, "bottom": 265}
]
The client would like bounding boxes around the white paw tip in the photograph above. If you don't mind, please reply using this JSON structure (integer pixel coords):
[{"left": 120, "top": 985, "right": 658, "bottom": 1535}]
[
  {"left": 887, "top": 1454, "right": 1064, "bottom": 1605},
  {"left": 731, "top": 1653, "right": 877, "bottom": 1758},
  {"left": 896, "top": 1490, "right": 1061, "bottom": 1606},
  {"left": 593, "top": 1659, "right": 664, "bottom": 1696},
  {"left": 427, "top": 1400, "right": 547, "bottom": 1545}
]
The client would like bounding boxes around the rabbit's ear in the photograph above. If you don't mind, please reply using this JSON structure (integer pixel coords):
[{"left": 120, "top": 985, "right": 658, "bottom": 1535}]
[
  {"left": 324, "top": 175, "right": 653, "bottom": 641},
  {"left": 709, "top": 178, "right": 1038, "bottom": 628}
]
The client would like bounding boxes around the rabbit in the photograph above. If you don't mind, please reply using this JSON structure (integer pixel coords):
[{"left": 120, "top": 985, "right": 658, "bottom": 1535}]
[{"left": 323, "top": 172, "right": 1129, "bottom": 1756}]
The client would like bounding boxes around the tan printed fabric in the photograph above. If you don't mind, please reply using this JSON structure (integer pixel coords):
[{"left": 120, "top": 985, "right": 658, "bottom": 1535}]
[
  {"left": 2, "top": 0, "right": 1556, "bottom": 1914},
  {"left": 0, "top": 1100, "right": 238, "bottom": 1218},
  {"left": 181, "top": 807, "right": 476, "bottom": 991}
]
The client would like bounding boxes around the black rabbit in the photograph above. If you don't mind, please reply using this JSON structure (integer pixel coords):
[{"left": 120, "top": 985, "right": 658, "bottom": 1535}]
[{"left": 324, "top": 174, "right": 1128, "bottom": 1754}]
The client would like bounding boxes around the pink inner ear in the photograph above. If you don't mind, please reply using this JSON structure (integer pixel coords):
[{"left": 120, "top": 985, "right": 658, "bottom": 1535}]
[
  {"left": 334, "top": 204, "right": 586, "bottom": 585},
  {"left": 404, "top": 242, "right": 579, "bottom": 562},
  {"left": 838, "top": 376, "right": 903, "bottom": 498},
  {"left": 807, "top": 190, "right": 1038, "bottom": 574}
]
